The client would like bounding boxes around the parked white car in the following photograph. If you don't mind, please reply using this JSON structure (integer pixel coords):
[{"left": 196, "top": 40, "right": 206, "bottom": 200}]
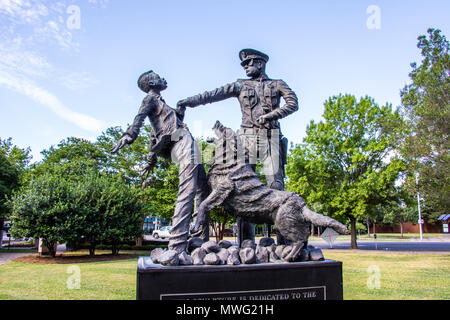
[{"left": 152, "top": 226, "right": 172, "bottom": 239}]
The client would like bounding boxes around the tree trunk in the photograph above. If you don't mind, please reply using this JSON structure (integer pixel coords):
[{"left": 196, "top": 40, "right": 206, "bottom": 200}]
[
  {"left": 311, "top": 224, "right": 315, "bottom": 237},
  {"left": 44, "top": 240, "right": 57, "bottom": 257},
  {"left": 112, "top": 243, "right": 119, "bottom": 255},
  {"left": 212, "top": 220, "right": 228, "bottom": 242},
  {"left": 350, "top": 217, "right": 358, "bottom": 249},
  {"left": 135, "top": 237, "right": 143, "bottom": 246},
  {"left": 400, "top": 222, "right": 404, "bottom": 238},
  {"left": 214, "top": 222, "right": 220, "bottom": 243},
  {"left": 220, "top": 222, "right": 225, "bottom": 241},
  {"left": 367, "top": 217, "right": 370, "bottom": 238},
  {"left": 89, "top": 244, "right": 96, "bottom": 257},
  {"left": 0, "top": 218, "right": 3, "bottom": 249}
]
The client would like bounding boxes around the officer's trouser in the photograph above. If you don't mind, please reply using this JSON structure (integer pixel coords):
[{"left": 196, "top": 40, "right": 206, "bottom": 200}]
[
  {"left": 238, "top": 128, "right": 284, "bottom": 189},
  {"left": 236, "top": 128, "right": 286, "bottom": 245},
  {"left": 169, "top": 130, "right": 208, "bottom": 254}
]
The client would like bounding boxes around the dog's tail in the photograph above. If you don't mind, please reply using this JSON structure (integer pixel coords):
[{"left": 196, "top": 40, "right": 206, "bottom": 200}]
[{"left": 297, "top": 198, "right": 349, "bottom": 235}]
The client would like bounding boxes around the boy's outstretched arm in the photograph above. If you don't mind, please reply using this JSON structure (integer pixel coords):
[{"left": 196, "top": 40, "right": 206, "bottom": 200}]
[
  {"left": 111, "top": 95, "right": 153, "bottom": 154},
  {"left": 111, "top": 135, "right": 133, "bottom": 153}
]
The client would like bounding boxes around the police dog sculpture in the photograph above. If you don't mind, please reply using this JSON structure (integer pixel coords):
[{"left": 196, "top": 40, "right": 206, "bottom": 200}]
[{"left": 191, "top": 121, "right": 348, "bottom": 262}]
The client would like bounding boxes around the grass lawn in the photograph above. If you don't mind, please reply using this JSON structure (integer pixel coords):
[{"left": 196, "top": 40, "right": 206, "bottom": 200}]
[
  {"left": 0, "top": 250, "right": 147, "bottom": 300},
  {"left": 324, "top": 250, "right": 450, "bottom": 300},
  {"left": 0, "top": 250, "right": 448, "bottom": 300}
]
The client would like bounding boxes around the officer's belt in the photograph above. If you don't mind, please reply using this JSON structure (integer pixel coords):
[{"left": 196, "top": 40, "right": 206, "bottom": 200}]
[{"left": 238, "top": 127, "right": 281, "bottom": 136}]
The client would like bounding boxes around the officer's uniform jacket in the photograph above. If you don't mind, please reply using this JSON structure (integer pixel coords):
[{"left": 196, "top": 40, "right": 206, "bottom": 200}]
[{"left": 185, "top": 75, "right": 298, "bottom": 130}]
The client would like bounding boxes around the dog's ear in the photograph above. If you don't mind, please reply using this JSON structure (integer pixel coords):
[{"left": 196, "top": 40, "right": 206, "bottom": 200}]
[{"left": 212, "top": 120, "right": 221, "bottom": 130}]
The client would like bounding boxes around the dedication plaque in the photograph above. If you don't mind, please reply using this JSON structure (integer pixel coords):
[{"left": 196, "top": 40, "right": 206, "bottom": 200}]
[{"left": 137, "top": 257, "right": 343, "bottom": 300}]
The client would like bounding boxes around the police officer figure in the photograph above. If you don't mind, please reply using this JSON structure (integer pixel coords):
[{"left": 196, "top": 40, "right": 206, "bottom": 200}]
[{"left": 177, "top": 49, "right": 298, "bottom": 245}]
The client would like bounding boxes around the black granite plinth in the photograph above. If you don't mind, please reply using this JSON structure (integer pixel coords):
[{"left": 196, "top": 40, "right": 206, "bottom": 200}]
[{"left": 137, "top": 257, "right": 343, "bottom": 300}]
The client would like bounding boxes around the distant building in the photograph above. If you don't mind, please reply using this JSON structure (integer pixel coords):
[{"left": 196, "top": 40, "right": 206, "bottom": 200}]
[
  {"left": 372, "top": 220, "right": 442, "bottom": 234},
  {"left": 2, "top": 221, "right": 11, "bottom": 241},
  {"left": 143, "top": 216, "right": 169, "bottom": 234},
  {"left": 438, "top": 214, "right": 450, "bottom": 233}
]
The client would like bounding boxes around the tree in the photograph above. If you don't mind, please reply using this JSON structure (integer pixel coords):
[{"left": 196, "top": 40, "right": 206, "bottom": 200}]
[
  {"left": 366, "top": 186, "right": 416, "bottom": 237},
  {"left": 400, "top": 28, "right": 450, "bottom": 220},
  {"left": 68, "top": 169, "right": 144, "bottom": 256},
  {"left": 0, "top": 151, "right": 19, "bottom": 217},
  {"left": 140, "top": 157, "right": 179, "bottom": 220},
  {"left": 286, "top": 94, "right": 406, "bottom": 248},
  {"left": 9, "top": 173, "right": 71, "bottom": 257},
  {"left": 98, "top": 176, "right": 144, "bottom": 255},
  {"left": 0, "top": 138, "right": 32, "bottom": 177},
  {"left": 0, "top": 151, "right": 19, "bottom": 248},
  {"left": 10, "top": 162, "right": 145, "bottom": 257},
  {"left": 69, "top": 170, "right": 106, "bottom": 256},
  {"left": 0, "top": 137, "right": 31, "bottom": 248},
  {"left": 97, "top": 125, "right": 169, "bottom": 247},
  {"left": 209, "top": 206, "right": 236, "bottom": 242},
  {"left": 33, "top": 137, "right": 107, "bottom": 178},
  {"left": 96, "top": 126, "right": 151, "bottom": 185}
]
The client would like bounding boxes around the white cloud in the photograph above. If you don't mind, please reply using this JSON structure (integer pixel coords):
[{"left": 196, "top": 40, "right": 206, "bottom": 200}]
[
  {"left": 87, "top": 0, "right": 109, "bottom": 8},
  {"left": 33, "top": 19, "right": 75, "bottom": 50},
  {"left": 58, "top": 71, "right": 97, "bottom": 91},
  {"left": 0, "top": 0, "right": 108, "bottom": 132},
  {"left": 0, "top": 0, "right": 50, "bottom": 24},
  {"left": 0, "top": 1, "right": 71, "bottom": 49},
  {"left": 0, "top": 44, "right": 51, "bottom": 77},
  {"left": 0, "top": 70, "right": 106, "bottom": 132}
]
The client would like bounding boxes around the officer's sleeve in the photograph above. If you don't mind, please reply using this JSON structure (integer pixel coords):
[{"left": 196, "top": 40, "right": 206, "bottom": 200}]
[
  {"left": 124, "top": 95, "right": 154, "bottom": 141},
  {"left": 185, "top": 81, "right": 241, "bottom": 107},
  {"left": 265, "top": 80, "right": 298, "bottom": 121}
]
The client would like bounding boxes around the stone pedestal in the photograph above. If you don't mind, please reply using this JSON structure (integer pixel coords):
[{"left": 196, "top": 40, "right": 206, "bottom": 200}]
[{"left": 137, "top": 257, "right": 343, "bottom": 300}]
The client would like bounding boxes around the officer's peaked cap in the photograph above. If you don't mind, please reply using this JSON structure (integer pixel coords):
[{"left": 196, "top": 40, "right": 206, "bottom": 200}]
[{"left": 239, "top": 48, "right": 269, "bottom": 66}]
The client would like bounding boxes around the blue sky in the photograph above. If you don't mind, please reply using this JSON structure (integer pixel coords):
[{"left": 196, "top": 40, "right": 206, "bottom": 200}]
[{"left": 1, "top": 0, "right": 449, "bottom": 162}]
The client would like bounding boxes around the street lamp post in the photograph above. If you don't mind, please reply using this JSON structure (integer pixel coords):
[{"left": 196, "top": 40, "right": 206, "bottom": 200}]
[{"left": 416, "top": 173, "right": 423, "bottom": 241}]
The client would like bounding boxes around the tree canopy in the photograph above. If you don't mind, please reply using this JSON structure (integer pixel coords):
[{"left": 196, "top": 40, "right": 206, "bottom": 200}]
[
  {"left": 9, "top": 163, "right": 144, "bottom": 256},
  {"left": 286, "top": 94, "right": 406, "bottom": 248},
  {"left": 400, "top": 28, "right": 449, "bottom": 220},
  {"left": 0, "top": 138, "right": 31, "bottom": 222},
  {"left": 0, "top": 151, "right": 19, "bottom": 219}
]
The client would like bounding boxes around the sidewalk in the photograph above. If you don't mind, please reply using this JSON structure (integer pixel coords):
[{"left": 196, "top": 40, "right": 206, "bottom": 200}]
[
  {"left": 0, "top": 252, "right": 36, "bottom": 266},
  {"left": 0, "top": 244, "right": 66, "bottom": 266},
  {"left": 408, "top": 235, "right": 450, "bottom": 242}
]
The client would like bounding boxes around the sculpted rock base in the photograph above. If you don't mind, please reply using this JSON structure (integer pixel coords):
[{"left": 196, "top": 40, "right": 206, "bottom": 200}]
[
  {"left": 158, "top": 250, "right": 179, "bottom": 266},
  {"left": 150, "top": 239, "right": 324, "bottom": 266}
]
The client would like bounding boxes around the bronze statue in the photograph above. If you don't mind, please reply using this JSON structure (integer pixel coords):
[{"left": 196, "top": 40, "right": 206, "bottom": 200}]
[
  {"left": 190, "top": 121, "right": 348, "bottom": 261},
  {"left": 177, "top": 49, "right": 298, "bottom": 244},
  {"left": 111, "top": 70, "right": 209, "bottom": 254}
]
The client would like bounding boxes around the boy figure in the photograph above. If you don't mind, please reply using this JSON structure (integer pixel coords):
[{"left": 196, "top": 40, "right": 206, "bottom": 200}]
[{"left": 111, "top": 70, "right": 208, "bottom": 254}]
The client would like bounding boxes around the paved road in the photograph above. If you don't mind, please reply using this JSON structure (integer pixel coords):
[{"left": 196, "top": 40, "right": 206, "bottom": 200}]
[
  {"left": 0, "top": 252, "right": 35, "bottom": 266},
  {"left": 143, "top": 235, "right": 169, "bottom": 243},
  {"left": 142, "top": 235, "right": 450, "bottom": 252},
  {"left": 309, "top": 241, "right": 450, "bottom": 252}
]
